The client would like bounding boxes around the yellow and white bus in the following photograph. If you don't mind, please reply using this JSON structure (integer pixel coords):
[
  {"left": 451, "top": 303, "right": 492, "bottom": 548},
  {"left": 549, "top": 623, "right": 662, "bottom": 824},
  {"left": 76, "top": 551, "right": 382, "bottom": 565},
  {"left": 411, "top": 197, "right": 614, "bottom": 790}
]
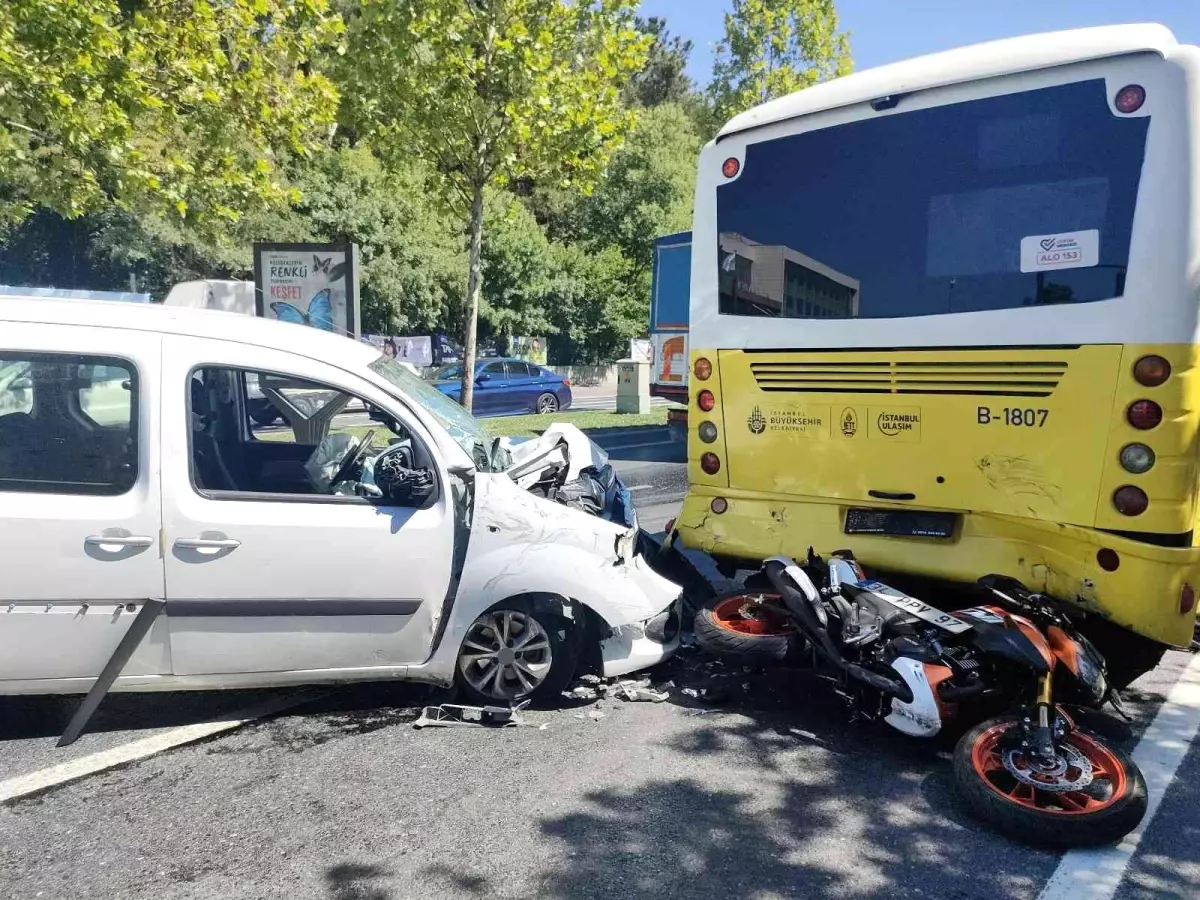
[{"left": 676, "top": 24, "right": 1200, "bottom": 685}]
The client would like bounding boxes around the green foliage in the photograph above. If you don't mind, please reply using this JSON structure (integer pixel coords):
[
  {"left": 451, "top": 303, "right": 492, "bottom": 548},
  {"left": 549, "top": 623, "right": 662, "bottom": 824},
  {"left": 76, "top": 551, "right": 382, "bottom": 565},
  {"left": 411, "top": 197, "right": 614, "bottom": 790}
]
[
  {"left": 288, "top": 148, "right": 464, "bottom": 334},
  {"left": 339, "top": 0, "right": 649, "bottom": 202},
  {"left": 709, "top": 0, "right": 852, "bottom": 124},
  {"left": 570, "top": 103, "right": 700, "bottom": 274},
  {"left": 547, "top": 242, "right": 644, "bottom": 364},
  {"left": 336, "top": 0, "right": 650, "bottom": 407},
  {"left": 627, "top": 17, "right": 696, "bottom": 109},
  {"left": 0, "top": 0, "right": 342, "bottom": 232}
]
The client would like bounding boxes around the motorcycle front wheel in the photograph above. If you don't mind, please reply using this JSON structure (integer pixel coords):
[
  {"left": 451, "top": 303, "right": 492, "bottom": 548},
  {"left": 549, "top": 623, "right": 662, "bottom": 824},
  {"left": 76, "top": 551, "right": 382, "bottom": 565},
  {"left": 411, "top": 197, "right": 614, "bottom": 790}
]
[{"left": 953, "top": 715, "right": 1147, "bottom": 847}]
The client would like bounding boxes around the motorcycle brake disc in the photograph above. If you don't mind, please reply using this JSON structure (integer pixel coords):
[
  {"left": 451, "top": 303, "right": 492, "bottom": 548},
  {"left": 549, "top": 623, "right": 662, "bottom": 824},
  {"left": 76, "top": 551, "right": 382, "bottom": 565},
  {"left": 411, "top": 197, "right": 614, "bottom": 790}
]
[{"left": 1002, "top": 743, "right": 1094, "bottom": 792}]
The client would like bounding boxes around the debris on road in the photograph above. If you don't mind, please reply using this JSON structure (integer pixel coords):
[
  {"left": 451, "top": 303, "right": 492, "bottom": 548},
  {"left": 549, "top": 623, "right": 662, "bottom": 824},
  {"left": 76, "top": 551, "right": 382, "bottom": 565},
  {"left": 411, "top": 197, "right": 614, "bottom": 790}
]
[
  {"left": 413, "top": 702, "right": 529, "bottom": 729},
  {"left": 563, "top": 675, "right": 671, "bottom": 705}
]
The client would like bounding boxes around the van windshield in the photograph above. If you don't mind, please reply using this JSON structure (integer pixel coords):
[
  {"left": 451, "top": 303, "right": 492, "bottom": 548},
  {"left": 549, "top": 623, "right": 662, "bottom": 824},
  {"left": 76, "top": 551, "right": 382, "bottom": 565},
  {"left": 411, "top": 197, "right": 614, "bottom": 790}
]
[
  {"left": 369, "top": 356, "right": 498, "bottom": 471},
  {"left": 716, "top": 78, "right": 1149, "bottom": 319}
]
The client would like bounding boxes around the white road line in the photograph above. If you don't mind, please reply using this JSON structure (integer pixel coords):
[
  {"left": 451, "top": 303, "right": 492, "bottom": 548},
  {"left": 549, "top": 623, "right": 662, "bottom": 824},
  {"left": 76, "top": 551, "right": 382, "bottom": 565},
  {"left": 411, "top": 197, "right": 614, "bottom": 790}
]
[
  {"left": 0, "top": 690, "right": 320, "bottom": 804},
  {"left": 1038, "top": 652, "right": 1200, "bottom": 900},
  {"left": 626, "top": 484, "right": 651, "bottom": 491}
]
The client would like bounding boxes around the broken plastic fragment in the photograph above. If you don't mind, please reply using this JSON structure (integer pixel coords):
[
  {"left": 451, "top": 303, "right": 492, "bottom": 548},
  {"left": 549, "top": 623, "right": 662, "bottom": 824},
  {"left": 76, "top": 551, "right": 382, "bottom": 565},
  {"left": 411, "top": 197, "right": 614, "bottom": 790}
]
[{"left": 413, "top": 702, "right": 527, "bottom": 729}]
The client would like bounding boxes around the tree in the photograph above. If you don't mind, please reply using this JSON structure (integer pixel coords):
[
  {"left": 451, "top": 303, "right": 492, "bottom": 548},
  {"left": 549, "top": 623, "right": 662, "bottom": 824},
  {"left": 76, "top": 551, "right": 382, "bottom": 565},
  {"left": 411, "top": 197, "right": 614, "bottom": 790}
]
[
  {"left": 708, "top": 0, "right": 851, "bottom": 124},
  {"left": 572, "top": 103, "right": 700, "bottom": 275},
  {"left": 627, "top": 17, "right": 695, "bottom": 108},
  {"left": 0, "top": 0, "right": 341, "bottom": 232},
  {"left": 337, "top": 0, "right": 648, "bottom": 410}
]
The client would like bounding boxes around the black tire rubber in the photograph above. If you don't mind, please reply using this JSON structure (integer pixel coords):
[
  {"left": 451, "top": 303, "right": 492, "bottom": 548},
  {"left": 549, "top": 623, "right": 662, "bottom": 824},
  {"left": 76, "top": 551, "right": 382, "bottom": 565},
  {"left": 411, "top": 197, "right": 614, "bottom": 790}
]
[
  {"left": 536, "top": 392, "right": 559, "bottom": 414},
  {"left": 454, "top": 597, "right": 581, "bottom": 708},
  {"left": 693, "top": 591, "right": 790, "bottom": 664},
  {"left": 953, "top": 716, "right": 1148, "bottom": 848}
]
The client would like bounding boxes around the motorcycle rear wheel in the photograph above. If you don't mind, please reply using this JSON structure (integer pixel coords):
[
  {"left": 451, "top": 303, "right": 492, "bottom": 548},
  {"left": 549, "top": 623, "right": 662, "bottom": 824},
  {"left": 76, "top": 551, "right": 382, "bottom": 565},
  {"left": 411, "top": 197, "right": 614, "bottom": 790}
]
[
  {"left": 953, "top": 715, "right": 1147, "bottom": 847},
  {"left": 693, "top": 591, "right": 791, "bottom": 663}
]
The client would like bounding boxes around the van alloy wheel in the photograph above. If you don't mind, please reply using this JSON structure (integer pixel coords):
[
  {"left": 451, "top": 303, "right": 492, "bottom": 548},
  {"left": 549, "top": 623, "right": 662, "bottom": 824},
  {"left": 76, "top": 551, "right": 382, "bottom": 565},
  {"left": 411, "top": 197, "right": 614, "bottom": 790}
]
[{"left": 458, "top": 610, "right": 553, "bottom": 701}]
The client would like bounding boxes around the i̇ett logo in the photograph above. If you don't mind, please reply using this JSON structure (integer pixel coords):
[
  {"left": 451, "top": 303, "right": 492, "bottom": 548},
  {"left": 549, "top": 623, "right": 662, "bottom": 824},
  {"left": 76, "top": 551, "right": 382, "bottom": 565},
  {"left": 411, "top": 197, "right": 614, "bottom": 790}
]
[
  {"left": 747, "top": 406, "right": 766, "bottom": 435},
  {"left": 841, "top": 408, "right": 858, "bottom": 437}
]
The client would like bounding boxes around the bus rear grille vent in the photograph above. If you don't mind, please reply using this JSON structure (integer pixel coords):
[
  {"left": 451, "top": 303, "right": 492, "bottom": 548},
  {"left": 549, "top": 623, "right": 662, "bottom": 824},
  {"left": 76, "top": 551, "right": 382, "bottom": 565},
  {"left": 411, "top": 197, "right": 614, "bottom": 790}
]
[{"left": 750, "top": 360, "right": 1068, "bottom": 397}]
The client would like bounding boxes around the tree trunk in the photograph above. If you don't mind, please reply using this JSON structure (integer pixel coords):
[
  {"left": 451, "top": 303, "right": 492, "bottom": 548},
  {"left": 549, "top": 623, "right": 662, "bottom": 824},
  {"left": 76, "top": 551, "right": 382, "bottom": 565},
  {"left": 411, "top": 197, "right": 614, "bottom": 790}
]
[{"left": 460, "top": 182, "right": 485, "bottom": 412}]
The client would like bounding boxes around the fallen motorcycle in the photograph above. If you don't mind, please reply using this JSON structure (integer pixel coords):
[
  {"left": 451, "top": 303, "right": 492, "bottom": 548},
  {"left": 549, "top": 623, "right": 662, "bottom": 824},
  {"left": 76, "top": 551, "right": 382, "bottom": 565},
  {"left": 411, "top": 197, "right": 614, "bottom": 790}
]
[{"left": 692, "top": 550, "right": 1147, "bottom": 848}]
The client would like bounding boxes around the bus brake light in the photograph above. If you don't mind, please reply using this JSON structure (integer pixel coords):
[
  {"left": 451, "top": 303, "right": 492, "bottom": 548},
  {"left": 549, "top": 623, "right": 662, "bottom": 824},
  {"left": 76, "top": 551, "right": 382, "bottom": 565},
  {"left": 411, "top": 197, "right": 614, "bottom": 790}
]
[
  {"left": 1127, "top": 400, "right": 1162, "bottom": 430},
  {"left": 1113, "top": 485, "right": 1148, "bottom": 516},
  {"left": 697, "top": 390, "right": 715, "bottom": 412}
]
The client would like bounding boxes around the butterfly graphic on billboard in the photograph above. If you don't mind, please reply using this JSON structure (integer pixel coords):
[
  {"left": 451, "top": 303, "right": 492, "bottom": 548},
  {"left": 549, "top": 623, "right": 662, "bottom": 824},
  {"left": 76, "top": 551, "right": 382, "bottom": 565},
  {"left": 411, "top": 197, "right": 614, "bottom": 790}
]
[{"left": 271, "top": 288, "right": 334, "bottom": 331}]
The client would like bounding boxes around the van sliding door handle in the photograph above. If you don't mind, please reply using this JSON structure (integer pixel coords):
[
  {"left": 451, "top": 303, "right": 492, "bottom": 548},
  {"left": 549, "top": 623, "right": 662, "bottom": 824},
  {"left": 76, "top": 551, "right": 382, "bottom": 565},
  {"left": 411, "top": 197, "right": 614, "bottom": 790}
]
[
  {"left": 868, "top": 490, "right": 916, "bottom": 501},
  {"left": 174, "top": 537, "right": 241, "bottom": 551}
]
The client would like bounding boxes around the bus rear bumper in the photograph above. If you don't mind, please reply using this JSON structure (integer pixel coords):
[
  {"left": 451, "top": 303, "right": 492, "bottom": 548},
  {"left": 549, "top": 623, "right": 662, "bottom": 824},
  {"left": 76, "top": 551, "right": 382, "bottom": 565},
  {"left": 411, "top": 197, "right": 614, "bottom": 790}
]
[{"left": 675, "top": 488, "right": 1200, "bottom": 648}]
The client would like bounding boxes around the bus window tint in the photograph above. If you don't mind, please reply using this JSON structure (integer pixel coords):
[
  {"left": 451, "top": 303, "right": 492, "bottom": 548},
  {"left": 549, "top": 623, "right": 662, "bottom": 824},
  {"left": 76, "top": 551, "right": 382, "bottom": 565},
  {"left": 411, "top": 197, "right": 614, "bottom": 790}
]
[{"left": 716, "top": 79, "right": 1149, "bottom": 319}]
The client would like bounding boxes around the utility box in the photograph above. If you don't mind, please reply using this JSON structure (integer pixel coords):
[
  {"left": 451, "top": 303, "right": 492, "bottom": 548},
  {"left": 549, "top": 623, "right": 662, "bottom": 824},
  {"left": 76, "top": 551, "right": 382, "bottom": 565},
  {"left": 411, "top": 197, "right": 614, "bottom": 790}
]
[{"left": 616, "top": 360, "right": 651, "bottom": 414}]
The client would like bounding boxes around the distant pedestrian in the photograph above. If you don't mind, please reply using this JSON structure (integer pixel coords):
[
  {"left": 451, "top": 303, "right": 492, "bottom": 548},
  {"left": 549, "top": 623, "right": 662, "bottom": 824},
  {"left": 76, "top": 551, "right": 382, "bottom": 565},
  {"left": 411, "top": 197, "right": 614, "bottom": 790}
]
[{"left": 383, "top": 338, "right": 397, "bottom": 359}]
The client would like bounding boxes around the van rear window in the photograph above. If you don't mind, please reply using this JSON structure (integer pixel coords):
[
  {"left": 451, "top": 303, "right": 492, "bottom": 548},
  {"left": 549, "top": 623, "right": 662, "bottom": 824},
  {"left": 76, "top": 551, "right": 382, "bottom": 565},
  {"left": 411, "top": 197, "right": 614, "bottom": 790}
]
[{"left": 716, "top": 79, "right": 1149, "bottom": 319}]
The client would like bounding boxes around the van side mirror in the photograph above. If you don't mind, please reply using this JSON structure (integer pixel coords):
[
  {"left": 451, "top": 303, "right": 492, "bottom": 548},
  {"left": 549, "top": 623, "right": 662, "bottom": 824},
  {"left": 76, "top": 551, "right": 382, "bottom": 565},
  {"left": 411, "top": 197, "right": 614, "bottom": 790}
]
[{"left": 475, "top": 372, "right": 490, "bottom": 383}]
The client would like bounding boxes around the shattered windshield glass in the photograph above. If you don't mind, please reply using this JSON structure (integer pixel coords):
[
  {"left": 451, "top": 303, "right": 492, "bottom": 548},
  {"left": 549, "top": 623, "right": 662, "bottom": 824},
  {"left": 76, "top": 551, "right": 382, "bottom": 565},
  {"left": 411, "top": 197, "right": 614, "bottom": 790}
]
[{"left": 369, "top": 355, "right": 499, "bottom": 471}]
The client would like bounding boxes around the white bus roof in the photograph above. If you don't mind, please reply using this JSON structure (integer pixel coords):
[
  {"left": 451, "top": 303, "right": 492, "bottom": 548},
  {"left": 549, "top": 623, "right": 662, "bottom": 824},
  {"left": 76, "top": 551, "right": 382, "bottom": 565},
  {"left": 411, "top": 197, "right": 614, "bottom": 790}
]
[{"left": 718, "top": 23, "right": 1177, "bottom": 140}]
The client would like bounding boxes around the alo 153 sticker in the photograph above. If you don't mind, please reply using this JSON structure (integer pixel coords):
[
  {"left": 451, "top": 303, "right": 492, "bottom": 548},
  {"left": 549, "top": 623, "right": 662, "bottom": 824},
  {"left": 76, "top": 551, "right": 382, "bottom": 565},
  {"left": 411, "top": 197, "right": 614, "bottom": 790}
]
[{"left": 1020, "top": 229, "right": 1099, "bottom": 273}]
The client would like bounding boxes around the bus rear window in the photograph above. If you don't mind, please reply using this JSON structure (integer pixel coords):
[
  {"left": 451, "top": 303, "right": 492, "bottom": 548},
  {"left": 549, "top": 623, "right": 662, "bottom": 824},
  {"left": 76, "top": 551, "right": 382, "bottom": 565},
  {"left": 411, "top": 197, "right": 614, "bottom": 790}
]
[{"left": 716, "top": 79, "right": 1149, "bottom": 319}]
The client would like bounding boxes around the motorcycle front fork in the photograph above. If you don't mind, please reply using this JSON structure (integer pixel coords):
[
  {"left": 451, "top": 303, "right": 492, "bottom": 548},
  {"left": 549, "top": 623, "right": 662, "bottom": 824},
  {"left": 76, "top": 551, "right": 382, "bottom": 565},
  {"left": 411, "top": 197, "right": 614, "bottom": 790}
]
[{"left": 1026, "top": 671, "right": 1061, "bottom": 765}]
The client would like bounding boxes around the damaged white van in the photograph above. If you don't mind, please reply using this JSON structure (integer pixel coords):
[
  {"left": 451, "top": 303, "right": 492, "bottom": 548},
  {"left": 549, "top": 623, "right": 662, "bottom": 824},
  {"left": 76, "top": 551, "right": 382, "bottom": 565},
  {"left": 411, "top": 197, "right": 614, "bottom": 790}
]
[{"left": 0, "top": 298, "right": 681, "bottom": 715}]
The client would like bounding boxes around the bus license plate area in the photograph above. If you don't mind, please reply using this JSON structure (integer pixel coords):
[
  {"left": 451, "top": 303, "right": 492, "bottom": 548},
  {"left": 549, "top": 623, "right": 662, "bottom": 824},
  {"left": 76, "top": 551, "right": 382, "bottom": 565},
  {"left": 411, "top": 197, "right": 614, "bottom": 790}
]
[{"left": 844, "top": 508, "right": 957, "bottom": 539}]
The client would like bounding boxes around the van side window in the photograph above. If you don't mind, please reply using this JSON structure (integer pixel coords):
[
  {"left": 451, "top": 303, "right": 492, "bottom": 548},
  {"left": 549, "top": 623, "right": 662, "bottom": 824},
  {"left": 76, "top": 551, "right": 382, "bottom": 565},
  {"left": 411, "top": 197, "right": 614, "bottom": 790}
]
[
  {"left": 0, "top": 353, "right": 138, "bottom": 496},
  {"left": 190, "top": 366, "right": 426, "bottom": 500}
]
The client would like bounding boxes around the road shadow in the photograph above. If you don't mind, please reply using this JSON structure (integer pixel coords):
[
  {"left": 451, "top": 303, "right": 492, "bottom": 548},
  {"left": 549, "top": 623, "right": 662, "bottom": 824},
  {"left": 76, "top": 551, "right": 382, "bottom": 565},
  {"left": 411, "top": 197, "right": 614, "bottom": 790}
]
[
  {"left": 538, "top": 662, "right": 1059, "bottom": 900},
  {"left": 326, "top": 862, "right": 392, "bottom": 900},
  {"left": 0, "top": 681, "right": 438, "bottom": 743}
]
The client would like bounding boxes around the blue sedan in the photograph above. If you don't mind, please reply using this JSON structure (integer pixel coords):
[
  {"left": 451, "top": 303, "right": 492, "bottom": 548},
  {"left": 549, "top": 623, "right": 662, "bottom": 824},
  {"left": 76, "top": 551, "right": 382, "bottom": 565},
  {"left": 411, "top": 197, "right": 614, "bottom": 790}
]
[{"left": 432, "top": 358, "right": 573, "bottom": 417}]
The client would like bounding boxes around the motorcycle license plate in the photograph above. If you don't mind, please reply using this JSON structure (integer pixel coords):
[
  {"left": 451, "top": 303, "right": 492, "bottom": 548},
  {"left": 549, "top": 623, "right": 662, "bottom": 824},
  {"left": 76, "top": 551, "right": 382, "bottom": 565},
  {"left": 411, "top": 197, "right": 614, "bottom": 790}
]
[
  {"left": 856, "top": 581, "right": 974, "bottom": 634},
  {"left": 845, "top": 508, "right": 956, "bottom": 538}
]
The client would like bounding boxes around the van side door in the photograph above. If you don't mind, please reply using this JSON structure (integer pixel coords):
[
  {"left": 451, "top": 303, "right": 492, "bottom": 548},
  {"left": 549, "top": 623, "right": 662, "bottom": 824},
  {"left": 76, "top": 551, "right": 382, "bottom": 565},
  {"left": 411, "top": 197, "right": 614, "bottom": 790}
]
[
  {"left": 0, "top": 324, "right": 168, "bottom": 687},
  {"left": 159, "top": 336, "right": 455, "bottom": 677}
]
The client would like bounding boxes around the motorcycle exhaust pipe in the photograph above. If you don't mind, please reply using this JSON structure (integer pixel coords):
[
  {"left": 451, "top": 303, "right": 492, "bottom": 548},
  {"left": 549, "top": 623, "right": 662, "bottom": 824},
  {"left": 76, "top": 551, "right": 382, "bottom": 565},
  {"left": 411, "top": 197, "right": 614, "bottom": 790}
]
[{"left": 764, "top": 560, "right": 913, "bottom": 704}]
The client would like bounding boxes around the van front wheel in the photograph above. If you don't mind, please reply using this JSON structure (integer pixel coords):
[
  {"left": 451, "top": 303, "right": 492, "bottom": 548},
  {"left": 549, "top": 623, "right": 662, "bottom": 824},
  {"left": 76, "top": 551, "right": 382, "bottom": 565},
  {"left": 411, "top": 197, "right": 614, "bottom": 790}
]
[{"left": 455, "top": 600, "right": 580, "bottom": 706}]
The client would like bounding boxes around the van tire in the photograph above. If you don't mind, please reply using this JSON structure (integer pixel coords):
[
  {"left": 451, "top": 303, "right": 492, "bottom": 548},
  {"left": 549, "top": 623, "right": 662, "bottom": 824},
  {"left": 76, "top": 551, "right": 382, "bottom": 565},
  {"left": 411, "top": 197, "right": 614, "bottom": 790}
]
[{"left": 455, "top": 597, "right": 581, "bottom": 707}]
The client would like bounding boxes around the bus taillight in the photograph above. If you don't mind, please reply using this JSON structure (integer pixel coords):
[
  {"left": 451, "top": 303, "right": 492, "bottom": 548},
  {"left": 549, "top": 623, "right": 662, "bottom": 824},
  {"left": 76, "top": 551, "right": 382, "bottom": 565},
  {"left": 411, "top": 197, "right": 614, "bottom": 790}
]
[
  {"left": 1114, "top": 84, "right": 1146, "bottom": 114},
  {"left": 1113, "top": 485, "right": 1149, "bottom": 516},
  {"left": 697, "top": 390, "right": 715, "bottom": 412},
  {"left": 1181, "top": 584, "right": 1196, "bottom": 616},
  {"left": 1127, "top": 400, "right": 1163, "bottom": 430},
  {"left": 694, "top": 357, "right": 712, "bottom": 380},
  {"left": 1133, "top": 355, "right": 1171, "bottom": 387},
  {"left": 700, "top": 452, "right": 721, "bottom": 475}
]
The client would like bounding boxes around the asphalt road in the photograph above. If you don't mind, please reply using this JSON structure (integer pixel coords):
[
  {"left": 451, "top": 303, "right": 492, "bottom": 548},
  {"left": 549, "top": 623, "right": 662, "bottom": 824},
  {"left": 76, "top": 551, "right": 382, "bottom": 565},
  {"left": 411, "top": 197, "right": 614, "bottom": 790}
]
[{"left": 3, "top": 434, "right": 1199, "bottom": 900}]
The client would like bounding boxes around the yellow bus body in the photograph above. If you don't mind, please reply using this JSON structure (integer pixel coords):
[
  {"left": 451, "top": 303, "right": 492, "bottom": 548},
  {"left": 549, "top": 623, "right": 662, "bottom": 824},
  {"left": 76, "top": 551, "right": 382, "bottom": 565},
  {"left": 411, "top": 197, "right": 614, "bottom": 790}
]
[{"left": 680, "top": 344, "right": 1200, "bottom": 647}]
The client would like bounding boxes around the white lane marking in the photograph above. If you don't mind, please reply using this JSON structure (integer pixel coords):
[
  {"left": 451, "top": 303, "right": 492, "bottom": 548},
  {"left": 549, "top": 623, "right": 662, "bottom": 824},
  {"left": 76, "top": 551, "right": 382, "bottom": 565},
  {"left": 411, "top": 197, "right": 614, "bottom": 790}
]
[
  {"left": 1038, "top": 652, "right": 1200, "bottom": 900},
  {"left": 626, "top": 485, "right": 651, "bottom": 492},
  {"left": 0, "top": 691, "right": 320, "bottom": 804}
]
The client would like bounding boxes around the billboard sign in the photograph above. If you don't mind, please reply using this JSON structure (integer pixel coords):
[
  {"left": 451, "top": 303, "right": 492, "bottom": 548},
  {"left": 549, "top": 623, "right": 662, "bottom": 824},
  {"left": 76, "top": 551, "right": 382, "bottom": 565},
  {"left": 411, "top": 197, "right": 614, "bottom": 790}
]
[
  {"left": 253, "top": 242, "right": 361, "bottom": 337},
  {"left": 508, "top": 335, "right": 547, "bottom": 365}
]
